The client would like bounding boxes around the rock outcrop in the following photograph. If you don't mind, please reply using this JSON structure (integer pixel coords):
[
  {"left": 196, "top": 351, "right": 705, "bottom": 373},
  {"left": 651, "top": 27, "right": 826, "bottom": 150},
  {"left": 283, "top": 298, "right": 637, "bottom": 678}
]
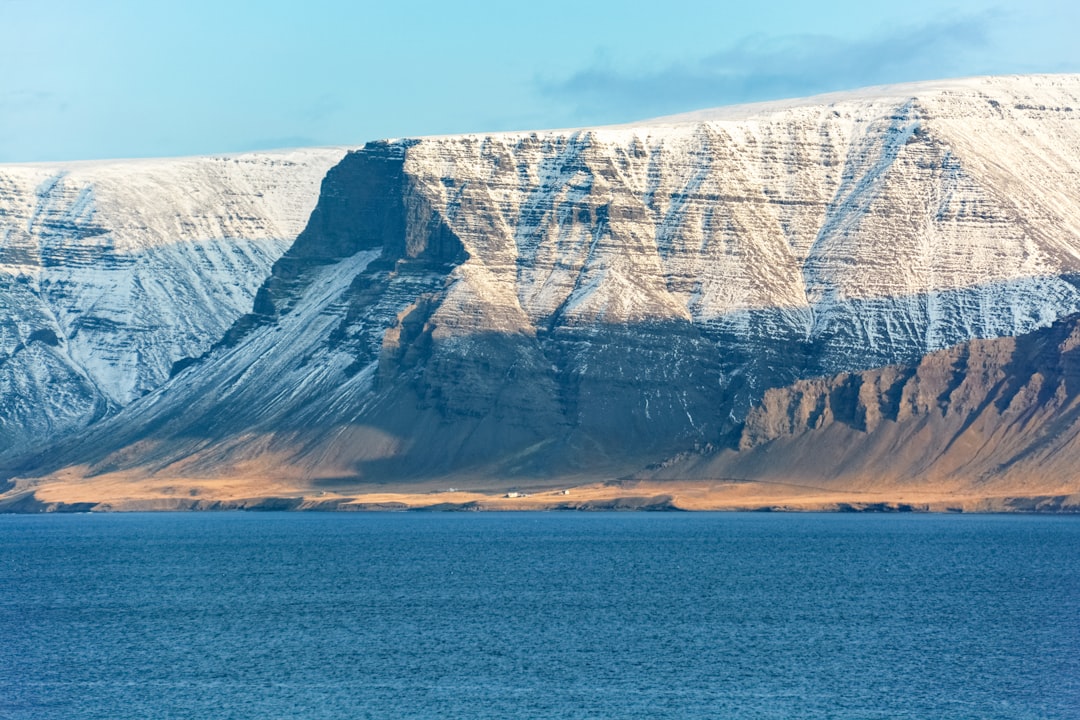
[{"left": 653, "top": 311, "right": 1080, "bottom": 497}]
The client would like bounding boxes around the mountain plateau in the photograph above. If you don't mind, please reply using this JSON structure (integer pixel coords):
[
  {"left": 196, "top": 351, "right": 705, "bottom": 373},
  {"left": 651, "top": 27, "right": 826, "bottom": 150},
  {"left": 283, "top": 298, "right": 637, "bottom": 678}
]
[{"left": 4, "top": 75, "right": 1080, "bottom": 511}]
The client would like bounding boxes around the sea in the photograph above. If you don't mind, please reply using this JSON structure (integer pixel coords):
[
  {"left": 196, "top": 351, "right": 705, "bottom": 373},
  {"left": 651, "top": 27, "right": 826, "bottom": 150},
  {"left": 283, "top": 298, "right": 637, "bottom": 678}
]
[{"left": 1, "top": 512, "right": 1078, "bottom": 719}]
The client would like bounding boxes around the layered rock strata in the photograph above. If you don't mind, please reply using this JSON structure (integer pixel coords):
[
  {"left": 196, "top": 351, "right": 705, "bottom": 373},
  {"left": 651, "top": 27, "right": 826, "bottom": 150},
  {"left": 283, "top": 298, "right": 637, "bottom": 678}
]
[{"left": 652, "top": 311, "right": 1080, "bottom": 498}]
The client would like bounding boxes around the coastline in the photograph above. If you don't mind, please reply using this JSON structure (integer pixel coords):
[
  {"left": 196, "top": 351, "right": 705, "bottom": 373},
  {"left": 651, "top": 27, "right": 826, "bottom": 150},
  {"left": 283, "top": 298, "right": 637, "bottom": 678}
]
[{"left": 3, "top": 477, "right": 1077, "bottom": 514}]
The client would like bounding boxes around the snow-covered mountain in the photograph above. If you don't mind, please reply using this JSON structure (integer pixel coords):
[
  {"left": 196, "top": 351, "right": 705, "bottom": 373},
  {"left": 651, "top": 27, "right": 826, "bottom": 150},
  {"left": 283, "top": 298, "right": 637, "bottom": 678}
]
[
  {"left": 0, "top": 149, "right": 346, "bottom": 453},
  {"left": 6, "top": 75, "right": 1080, "bottom": 492}
]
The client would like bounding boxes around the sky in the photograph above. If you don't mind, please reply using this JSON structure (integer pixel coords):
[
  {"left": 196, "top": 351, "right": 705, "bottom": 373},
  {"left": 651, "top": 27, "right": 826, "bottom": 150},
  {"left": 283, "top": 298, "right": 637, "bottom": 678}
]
[{"left": 1, "top": 0, "right": 1078, "bottom": 162}]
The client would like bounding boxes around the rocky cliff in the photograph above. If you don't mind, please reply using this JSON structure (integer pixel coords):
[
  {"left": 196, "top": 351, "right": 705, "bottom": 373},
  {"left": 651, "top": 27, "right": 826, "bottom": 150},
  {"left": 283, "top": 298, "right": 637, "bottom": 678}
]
[
  {"left": 650, "top": 311, "right": 1080, "bottom": 501},
  {"left": 6, "top": 75, "right": 1080, "bottom": 494}
]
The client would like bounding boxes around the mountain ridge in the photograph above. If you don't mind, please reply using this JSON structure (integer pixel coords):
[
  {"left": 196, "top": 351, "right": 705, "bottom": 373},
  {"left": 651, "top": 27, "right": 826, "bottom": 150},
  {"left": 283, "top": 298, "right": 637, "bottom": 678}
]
[
  {"left": 0, "top": 148, "right": 346, "bottom": 453},
  {"left": 4, "top": 75, "right": 1080, "bottom": 509}
]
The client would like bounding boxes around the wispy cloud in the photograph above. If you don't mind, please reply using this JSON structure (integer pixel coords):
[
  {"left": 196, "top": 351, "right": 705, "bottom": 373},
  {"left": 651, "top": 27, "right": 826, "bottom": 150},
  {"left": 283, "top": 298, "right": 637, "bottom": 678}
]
[
  {"left": 296, "top": 93, "right": 346, "bottom": 124},
  {"left": 0, "top": 89, "right": 62, "bottom": 112},
  {"left": 540, "top": 14, "right": 996, "bottom": 120},
  {"left": 232, "top": 135, "right": 322, "bottom": 152}
]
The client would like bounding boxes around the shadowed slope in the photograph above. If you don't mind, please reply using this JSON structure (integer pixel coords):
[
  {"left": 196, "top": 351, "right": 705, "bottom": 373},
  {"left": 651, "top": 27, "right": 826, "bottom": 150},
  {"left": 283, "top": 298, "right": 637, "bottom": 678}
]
[{"left": 650, "top": 312, "right": 1080, "bottom": 497}]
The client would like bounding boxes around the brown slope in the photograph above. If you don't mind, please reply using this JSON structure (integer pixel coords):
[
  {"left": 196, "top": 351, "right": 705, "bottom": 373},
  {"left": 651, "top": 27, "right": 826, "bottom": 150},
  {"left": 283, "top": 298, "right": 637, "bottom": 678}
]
[{"left": 651, "top": 312, "right": 1080, "bottom": 499}]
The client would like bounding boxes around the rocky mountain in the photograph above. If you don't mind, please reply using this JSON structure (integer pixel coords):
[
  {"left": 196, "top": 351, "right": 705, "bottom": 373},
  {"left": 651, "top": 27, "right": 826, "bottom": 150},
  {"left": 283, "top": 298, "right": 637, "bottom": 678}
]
[
  {"left": 0, "top": 149, "right": 345, "bottom": 453},
  {"left": 4, "top": 75, "right": 1080, "bottom": 505},
  {"left": 648, "top": 310, "right": 1080, "bottom": 505}
]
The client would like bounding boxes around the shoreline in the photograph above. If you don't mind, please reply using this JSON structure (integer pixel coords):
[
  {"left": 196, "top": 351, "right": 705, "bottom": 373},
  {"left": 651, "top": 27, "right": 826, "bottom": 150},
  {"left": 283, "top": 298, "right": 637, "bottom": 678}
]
[{"left": 3, "top": 478, "right": 1078, "bottom": 514}]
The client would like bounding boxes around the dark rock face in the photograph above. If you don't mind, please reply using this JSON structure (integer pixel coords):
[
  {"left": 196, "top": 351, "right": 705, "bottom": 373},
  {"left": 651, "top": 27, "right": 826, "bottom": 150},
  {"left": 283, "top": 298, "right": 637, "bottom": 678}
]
[{"left": 660, "top": 312, "right": 1080, "bottom": 490}]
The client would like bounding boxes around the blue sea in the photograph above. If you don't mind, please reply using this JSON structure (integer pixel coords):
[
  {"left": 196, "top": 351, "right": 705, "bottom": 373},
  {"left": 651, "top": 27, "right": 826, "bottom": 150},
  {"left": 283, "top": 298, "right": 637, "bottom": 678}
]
[{"left": 1, "top": 512, "right": 1078, "bottom": 719}]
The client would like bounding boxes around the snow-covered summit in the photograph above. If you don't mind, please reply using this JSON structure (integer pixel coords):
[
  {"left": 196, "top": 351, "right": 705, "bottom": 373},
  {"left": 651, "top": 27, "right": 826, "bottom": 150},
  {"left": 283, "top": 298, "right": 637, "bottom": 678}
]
[
  {"left": 637, "top": 74, "right": 1078, "bottom": 124},
  {"left": 399, "top": 73, "right": 1080, "bottom": 340},
  {"left": 0, "top": 147, "right": 346, "bottom": 453}
]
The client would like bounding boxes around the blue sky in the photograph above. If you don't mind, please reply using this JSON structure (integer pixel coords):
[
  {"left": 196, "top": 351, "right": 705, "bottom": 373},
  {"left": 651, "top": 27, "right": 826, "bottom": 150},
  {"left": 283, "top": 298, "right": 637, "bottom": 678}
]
[{"left": 1, "top": 0, "right": 1077, "bottom": 162}]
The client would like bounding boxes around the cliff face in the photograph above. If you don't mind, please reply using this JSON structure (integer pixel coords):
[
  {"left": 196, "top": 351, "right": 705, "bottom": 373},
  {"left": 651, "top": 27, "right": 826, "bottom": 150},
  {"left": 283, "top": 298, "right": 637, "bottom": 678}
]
[
  {"left": 655, "top": 311, "right": 1080, "bottom": 496},
  {"left": 0, "top": 149, "right": 345, "bottom": 454},
  {"left": 8, "top": 75, "right": 1080, "bottom": 488}
]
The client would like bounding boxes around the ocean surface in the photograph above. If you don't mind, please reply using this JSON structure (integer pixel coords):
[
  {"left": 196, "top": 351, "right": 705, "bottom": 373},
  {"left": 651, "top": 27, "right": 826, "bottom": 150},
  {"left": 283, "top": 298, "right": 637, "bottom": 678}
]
[{"left": 1, "top": 512, "right": 1078, "bottom": 719}]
